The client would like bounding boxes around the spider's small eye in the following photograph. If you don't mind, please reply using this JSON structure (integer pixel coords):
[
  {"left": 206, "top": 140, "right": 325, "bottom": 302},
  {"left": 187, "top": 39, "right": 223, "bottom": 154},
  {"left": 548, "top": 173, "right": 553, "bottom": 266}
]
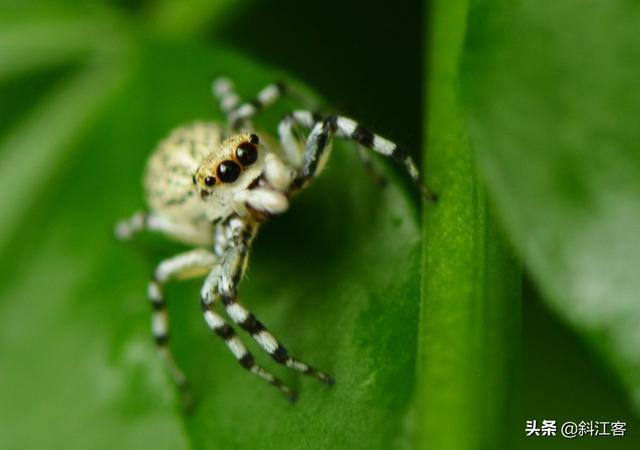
[
  {"left": 216, "top": 160, "right": 241, "bottom": 183},
  {"left": 236, "top": 142, "right": 258, "bottom": 166},
  {"left": 204, "top": 176, "right": 216, "bottom": 186},
  {"left": 249, "top": 133, "right": 260, "bottom": 144}
]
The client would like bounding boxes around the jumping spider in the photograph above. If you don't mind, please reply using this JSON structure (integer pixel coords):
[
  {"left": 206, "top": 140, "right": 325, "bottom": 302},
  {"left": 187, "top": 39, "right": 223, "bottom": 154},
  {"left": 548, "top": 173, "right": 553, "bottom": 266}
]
[{"left": 115, "top": 77, "right": 433, "bottom": 407}]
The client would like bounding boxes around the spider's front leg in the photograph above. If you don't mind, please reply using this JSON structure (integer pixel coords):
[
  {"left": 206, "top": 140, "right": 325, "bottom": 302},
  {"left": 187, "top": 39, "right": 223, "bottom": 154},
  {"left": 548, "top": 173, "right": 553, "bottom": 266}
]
[
  {"left": 278, "top": 112, "right": 387, "bottom": 186},
  {"left": 199, "top": 264, "right": 297, "bottom": 402},
  {"left": 149, "top": 248, "right": 218, "bottom": 410},
  {"left": 283, "top": 110, "right": 436, "bottom": 201},
  {"left": 215, "top": 238, "right": 335, "bottom": 388}
]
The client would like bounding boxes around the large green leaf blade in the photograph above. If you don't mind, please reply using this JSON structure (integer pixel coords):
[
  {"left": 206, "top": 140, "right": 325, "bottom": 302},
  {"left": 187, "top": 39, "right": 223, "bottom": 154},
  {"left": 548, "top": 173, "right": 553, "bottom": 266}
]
[
  {"left": 461, "top": 0, "right": 640, "bottom": 409},
  {"left": 0, "top": 39, "right": 422, "bottom": 450}
]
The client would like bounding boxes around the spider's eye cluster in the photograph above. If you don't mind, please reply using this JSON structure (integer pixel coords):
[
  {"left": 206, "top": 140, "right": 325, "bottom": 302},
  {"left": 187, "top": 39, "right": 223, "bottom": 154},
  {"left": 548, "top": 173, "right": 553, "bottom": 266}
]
[{"left": 213, "top": 135, "right": 260, "bottom": 184}]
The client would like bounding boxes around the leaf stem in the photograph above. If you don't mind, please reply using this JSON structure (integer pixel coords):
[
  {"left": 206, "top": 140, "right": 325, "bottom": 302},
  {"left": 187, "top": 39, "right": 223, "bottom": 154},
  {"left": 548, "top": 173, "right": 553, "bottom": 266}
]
[{"left": 415, "top": 1, "right": 521, "bottom": 449}]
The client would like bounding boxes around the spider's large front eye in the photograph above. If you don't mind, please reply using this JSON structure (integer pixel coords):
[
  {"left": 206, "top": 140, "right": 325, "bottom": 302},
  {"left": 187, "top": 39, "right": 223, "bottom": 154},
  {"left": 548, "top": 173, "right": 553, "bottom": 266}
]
[
  {"left": 236, "top": 142, "right": 258, "bottom": 166},
  {"left": 217, "top": 160, "right": 241, "bottom": 183}
]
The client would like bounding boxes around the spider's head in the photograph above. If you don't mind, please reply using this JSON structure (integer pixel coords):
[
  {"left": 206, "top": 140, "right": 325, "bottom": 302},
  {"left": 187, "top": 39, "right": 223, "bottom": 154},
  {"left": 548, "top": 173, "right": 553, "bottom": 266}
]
[{"left": 193, "top": 132, "right": 266, "bottom": 219}]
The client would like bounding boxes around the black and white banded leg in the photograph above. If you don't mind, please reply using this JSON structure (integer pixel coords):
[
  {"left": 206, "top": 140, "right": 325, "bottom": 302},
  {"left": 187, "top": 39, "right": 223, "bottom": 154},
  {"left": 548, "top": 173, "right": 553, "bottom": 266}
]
[
  {"left": 114, "top": 210, "right": 147, "bottom": 240},
  {"left": 212, "top": 77, "right": 242, "bottom": 122},
  {"left": 217, "top": 247, "right": 335, "bottom": 387},
  {"left": 228, "top": 82, "right": 287, "bottom": 129},
  {"left": 199, "top": 269, "right": 297, "bottom": 402},
  {"left": 229, "top": 81, "right": 314, "bottom": 129},
  {"left": 285, "top": 110, "right": 436, "bottom": 201},
  {"left": 149, "top": 249, "right": 218, "bottom": 410},
  {"left": 279, "top": 112, "right": 385, "bottom": 185}
]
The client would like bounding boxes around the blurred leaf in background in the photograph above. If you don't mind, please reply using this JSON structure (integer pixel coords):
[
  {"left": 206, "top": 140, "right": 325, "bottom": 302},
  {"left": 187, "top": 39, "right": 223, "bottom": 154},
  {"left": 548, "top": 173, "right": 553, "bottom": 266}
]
[
  {"left": 458, "top": 0, "right": 640, "bottom": 447},
  {"left": 461, "top": 0, "right": 640, "bottom": 421}
]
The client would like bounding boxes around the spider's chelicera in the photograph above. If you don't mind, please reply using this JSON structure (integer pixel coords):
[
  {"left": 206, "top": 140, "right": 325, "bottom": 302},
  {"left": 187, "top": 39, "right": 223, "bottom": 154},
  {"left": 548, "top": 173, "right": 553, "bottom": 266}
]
[{"left": 115, "top": 77, "right": 433, "bottom": 407}]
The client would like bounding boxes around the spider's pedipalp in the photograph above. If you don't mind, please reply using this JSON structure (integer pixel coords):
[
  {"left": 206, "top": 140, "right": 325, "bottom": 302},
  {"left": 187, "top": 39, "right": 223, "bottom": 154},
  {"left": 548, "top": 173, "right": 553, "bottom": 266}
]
[
  {"left": 263, "top": 153, "right": 295, "bottom": 191},
  {"left": 277, "top": 114, "right": 305, "bottom": 166}
]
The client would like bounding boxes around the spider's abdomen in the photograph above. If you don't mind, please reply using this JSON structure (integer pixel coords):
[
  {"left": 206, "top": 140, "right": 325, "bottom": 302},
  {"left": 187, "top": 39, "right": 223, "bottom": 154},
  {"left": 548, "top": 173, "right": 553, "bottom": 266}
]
[{"left": 144, "top": 122, "right": 225, "bottom": 224}]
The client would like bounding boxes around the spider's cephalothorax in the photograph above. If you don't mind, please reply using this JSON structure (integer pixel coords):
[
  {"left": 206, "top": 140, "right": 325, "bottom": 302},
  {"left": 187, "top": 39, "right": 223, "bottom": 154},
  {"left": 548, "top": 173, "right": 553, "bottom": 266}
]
[{"left": 116, "top": 77, "right": 433, "bottom": 408}]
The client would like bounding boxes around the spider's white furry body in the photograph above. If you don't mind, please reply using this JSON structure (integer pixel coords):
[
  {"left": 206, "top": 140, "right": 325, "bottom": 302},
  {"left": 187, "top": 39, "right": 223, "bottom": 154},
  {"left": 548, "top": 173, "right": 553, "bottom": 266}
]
[
  {"left": 115, "top": 77, "right": 431, "bottom": 407},
  {"left": 141, "top": 122, "right": 295, "bottom": 246}
]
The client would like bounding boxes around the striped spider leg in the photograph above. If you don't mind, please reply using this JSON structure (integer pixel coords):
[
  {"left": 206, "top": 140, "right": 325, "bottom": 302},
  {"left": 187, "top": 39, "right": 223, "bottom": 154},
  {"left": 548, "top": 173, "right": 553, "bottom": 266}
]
[
  {"left": 212, "top": 77, "right": 243, "bottom": 123},
  {"left": 116, "top": 213, "right": 310, "bottom": 403},
  {"left": 218, "top": 77, "right": 392, "bottom": 187},
  {"left": 215, "top": 76, "right": 319, "bottom": 134},
  {"left": 278, "top": 112, "right": 389, "bottom": 187},
  {"left": 200, "top": 216, "right": 335, "bottom": 402},
  {"left": 283, "top": 110, "right": 436, "bottom": 201},
  {"left": 148, "top": 248, "right": 218, "bottom": 410}
]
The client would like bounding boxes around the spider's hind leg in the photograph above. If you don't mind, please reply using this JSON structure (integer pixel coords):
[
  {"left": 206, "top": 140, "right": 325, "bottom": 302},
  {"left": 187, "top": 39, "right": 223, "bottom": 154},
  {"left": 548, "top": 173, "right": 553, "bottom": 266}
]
[
  {"left": 212, "top": 77, "right": 242, "bottom": 122},
  {"left": 216, "top": 246, "right": 335, "bottom": 387},
  {"left": 200, "top": 270, "right": 298, "bottom": 402},
  {"left": 222, "top": 294, "right": 336, "bottom": 387},
  {"left": 149, "top": 248, "right": 218, "bottom": 411},
  {"left": 229, "top": 81, "right": 315, "bottom": 129}
]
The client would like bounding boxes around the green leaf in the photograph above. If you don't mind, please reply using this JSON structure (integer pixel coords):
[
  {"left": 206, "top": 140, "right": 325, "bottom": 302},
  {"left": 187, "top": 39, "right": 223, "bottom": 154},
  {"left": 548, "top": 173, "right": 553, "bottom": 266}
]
[
  {"left": 461, "top": 0, "right": 640, "bottom": 411},
  {"left": 415, "top": 1, "right": 520, "bottom": 450},
  {"left": 145, "top": 0, "right": 240, "bottom": 37},
  {"left": 0, "top": 58, "right": 130, "bottom": 253},
  {"left": 0, "top": 14, "right": 121, "bottom": 80},
  {"left": 0, "top": 39, "right": 422, "bottom": 450}
]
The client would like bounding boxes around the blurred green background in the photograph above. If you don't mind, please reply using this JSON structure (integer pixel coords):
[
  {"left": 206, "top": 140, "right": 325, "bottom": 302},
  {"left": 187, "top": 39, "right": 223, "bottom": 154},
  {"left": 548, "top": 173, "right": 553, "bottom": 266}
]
[{"left": 1, "top": 0, "right": 639, "bottom": 449}]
